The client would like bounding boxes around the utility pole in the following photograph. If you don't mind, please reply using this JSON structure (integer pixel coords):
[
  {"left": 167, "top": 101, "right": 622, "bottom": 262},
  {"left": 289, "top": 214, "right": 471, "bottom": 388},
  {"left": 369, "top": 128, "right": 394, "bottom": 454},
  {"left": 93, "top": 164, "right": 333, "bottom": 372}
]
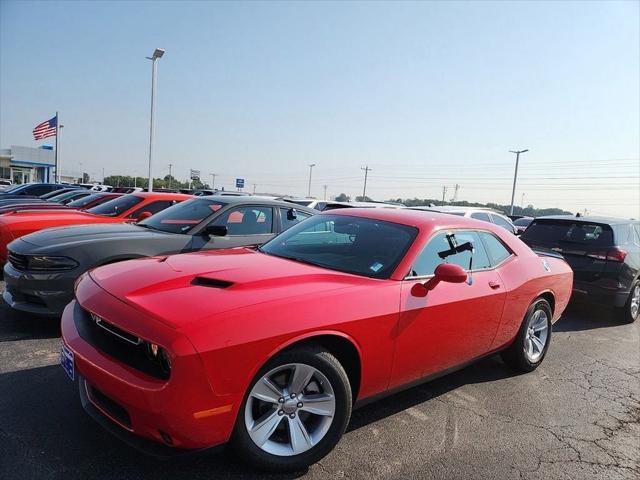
[
  {"left": 146, "top": 48, "right": 165, "bottom": 192},
  {"left": 451, "top": 183, "right": 460, "bottom": 202},
  {"left": 253, "top": 183, "right": 257, "bottom": 194},
  {"left": 509, "top": 149, "right": 529, "bottom": 216},
  {"left": 210, "top": 173, "right": 216, "bottom": 190},
  {"left": 521, "top": 192, "right": 525, "bottom": 207},
  {"left": 441, "top": 186, "right": 448, "bottom": 206},
  {"left": 361, "top": 166, "right": 372, "bottom": 200},
  {"left": 323, "top": 184, "right": 328, "bottom": 200},
  {"left": 168, "top": 163, "right": 173, "bottom": 188},
  {"left": 307, "top": 164, "right": 316, "bottom": 197}
]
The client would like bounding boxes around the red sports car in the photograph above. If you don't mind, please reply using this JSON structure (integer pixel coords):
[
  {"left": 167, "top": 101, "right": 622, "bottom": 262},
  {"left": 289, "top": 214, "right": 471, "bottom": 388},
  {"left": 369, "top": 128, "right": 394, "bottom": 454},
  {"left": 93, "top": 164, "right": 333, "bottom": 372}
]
[
  {"left": 61, "top": 209, "right": 572, "bottom": 471},
  {"left": 0, "top": 192, "right": 191, "bottom": 264}
]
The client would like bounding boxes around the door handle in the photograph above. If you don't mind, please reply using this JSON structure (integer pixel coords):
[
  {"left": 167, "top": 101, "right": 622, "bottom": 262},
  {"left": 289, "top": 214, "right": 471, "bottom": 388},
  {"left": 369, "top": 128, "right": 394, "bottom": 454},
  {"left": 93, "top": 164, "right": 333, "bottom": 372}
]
[{"left": 489, "top": 281, "right": 501, "bottom": 289}]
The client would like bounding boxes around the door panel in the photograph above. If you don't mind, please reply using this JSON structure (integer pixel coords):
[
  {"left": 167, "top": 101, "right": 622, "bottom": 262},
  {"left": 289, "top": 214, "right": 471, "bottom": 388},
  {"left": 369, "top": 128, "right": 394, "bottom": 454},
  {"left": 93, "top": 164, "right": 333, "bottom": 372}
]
[{"left": 391, "top": 271, "right": 506, "bottom": 387}]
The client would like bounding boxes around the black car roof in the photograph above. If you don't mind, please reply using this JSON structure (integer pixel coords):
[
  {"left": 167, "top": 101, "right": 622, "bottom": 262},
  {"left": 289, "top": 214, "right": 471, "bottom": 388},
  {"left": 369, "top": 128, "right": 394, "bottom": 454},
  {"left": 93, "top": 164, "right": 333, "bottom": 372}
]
[{"left": 534, "top": 215, "right": 638, "bottom": 225}]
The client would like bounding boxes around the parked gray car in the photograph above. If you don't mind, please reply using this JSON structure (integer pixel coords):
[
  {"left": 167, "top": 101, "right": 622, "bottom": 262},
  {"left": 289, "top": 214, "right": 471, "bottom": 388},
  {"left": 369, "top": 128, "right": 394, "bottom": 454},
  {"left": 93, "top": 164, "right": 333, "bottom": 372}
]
[{"left": 3, "top": 196, "right": 315, "bottom": 316}]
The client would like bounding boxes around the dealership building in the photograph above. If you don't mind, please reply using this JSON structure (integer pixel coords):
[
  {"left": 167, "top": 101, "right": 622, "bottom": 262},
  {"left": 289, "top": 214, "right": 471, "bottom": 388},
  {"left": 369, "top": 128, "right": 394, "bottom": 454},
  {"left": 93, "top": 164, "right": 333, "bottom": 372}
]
[{"left": 0, "top": 145, "right": 58, "bottom": 184}]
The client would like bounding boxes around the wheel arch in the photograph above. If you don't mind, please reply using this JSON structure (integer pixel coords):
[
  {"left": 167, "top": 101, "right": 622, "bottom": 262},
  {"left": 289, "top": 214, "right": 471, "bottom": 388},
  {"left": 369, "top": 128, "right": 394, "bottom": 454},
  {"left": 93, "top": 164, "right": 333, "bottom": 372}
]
[
  {"left": 537, "top": 290, "right": 555, "bottom": 316},
  {"left": 263, "top": 331, "right": 363, "bottom": 403}
]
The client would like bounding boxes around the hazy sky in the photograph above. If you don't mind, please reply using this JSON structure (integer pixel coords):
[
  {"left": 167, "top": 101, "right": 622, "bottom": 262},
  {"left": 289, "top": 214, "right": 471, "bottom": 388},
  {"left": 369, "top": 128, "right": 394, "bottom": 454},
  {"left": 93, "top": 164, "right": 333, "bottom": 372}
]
[{"left": 1, "top": 0, "right": 638, "bottom": 216}]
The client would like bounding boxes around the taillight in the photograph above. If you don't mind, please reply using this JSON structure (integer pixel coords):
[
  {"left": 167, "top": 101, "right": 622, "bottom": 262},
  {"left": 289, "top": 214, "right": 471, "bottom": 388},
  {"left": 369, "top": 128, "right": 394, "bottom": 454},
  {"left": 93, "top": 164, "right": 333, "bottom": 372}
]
[{"left": 587, "top": 248, "right": 627, "bottom": 262}]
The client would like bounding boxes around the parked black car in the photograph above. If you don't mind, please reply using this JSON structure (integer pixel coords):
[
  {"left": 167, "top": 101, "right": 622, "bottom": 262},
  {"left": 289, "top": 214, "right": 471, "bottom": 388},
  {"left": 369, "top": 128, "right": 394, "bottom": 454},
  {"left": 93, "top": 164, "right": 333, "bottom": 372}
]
[
  {"left": 0, "top": 183, "right": 79, "bottom": 199},
  {"left": 3, "top": 196, "right": 315, "bottom": 316},
  {"left": 520, "top": 215, "right": 640, "bottom": 323}
]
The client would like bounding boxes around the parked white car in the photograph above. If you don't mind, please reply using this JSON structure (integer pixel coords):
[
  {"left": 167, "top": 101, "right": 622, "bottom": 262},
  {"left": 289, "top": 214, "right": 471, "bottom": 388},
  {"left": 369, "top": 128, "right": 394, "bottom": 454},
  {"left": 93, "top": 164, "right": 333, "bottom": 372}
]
[{"left": 411, "top": 206, "right": 518, "bottom": 234}]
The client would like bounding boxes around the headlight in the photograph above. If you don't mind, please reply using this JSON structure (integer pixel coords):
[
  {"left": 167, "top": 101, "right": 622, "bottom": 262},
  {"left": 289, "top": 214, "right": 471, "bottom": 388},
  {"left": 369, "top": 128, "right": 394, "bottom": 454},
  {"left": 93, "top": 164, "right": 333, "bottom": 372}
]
[
  {"left": 145, "top": 342, "right": 172, "bottom": 375},
  {"left": 28, "top": 255, "right": 79, "bottom": 271}
]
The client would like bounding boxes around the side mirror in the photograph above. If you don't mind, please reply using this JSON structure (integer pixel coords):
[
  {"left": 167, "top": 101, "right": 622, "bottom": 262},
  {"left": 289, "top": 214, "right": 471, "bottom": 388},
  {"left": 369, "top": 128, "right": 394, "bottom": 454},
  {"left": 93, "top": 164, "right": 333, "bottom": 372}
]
[
  {"left": 410, "top": 263, "right": 468, "bottom": 297},
  {"left": 202, "top": 224, "right": 228, "bottom": 237},
  {"left": 287, "top": 208, "right": 298, "bottom": 221},
  {"left": 136, "top": 211, "right": 153, "bottom": 222}
]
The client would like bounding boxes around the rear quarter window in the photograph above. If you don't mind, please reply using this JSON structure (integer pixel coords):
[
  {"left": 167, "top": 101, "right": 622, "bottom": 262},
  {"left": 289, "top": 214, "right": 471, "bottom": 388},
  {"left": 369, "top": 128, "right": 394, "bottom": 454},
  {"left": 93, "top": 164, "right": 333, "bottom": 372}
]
[{"left": 479, "top": 232, "right": 513, "bottom": 265}]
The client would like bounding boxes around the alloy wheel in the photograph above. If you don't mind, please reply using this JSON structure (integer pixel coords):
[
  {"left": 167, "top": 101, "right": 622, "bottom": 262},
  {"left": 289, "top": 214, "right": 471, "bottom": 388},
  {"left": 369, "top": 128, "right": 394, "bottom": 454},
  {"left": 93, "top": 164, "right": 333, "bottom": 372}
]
[
  {"left": 524, "top": 309, "right": 549, "bottom": 363},
  {"left": 244, "top": 363, "right": 336, "bottom": 456},
  {"left": 630, "top": 285, "right": 640, "bottom": 319}
]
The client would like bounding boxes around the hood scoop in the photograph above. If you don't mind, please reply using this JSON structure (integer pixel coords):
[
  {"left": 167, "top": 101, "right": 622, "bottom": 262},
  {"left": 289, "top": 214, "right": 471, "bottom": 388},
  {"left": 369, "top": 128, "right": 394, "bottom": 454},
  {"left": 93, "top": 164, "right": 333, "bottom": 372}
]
[{"left": 191, "top": 277, "right": 234, "bottom": 289}]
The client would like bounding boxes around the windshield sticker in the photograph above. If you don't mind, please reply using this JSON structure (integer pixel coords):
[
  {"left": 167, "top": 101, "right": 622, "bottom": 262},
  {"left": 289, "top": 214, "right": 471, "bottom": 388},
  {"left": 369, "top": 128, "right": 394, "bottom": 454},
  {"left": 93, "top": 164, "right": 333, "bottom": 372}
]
[{"left": 370, "top": 262, "right": 384, "bottom": 272}]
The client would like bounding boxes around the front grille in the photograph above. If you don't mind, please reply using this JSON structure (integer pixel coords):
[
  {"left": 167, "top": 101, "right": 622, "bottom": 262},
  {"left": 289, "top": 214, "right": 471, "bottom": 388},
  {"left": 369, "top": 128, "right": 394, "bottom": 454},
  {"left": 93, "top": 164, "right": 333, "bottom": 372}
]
[
  {"left": 8, "top": 251, "right": 28, "bottom": 271},
  {"left": 74, "top": 303, "right": 170, "bottom": 380},
  {"left": 86, "top": 382, "right": 132, "bottom": 430}
]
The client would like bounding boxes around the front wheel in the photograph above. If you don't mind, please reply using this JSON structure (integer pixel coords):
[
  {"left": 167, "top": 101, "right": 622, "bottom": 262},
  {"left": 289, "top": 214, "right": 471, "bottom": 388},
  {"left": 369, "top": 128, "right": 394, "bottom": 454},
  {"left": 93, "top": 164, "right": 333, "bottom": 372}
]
[
  {"left": 230, "top": 345, "right": 352, "bottom": 472},
  {"left": 501, "top": 298, "right": 552, "bottom": 372}
]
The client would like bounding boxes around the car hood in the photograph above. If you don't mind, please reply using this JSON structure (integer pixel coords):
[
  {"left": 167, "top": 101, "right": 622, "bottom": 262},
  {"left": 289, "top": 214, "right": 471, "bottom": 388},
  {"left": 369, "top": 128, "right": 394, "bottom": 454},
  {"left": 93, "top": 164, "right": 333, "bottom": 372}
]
[
  {"left": 20, "top": 222, "right": 166, "bottom": 248},
  {"left": 89, "top": 248, "right": 373, "bottom": 329},
  {"left": 0, "top": 210, "right": 106, "bottom": 225}
]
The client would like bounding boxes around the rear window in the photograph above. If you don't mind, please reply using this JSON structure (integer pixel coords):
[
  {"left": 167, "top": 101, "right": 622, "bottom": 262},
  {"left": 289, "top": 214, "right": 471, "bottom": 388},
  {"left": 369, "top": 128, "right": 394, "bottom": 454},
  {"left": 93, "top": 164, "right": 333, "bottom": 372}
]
[{"left": 521, "top": 220, "right": 614, "bottom": 248}]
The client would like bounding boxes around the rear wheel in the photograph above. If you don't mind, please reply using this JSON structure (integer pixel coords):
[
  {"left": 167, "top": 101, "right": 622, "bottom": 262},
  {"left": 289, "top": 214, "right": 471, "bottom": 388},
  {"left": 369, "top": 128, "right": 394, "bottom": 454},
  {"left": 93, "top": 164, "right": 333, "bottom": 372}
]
[
  {"left": 501, "top": 298, "right": 552, "bottom": 372},
  {"left": 617, "top": 281, "right": 640, "bottom": 324},
  {"left": 230, "top": 345, "right": 352, "bottom": 472}
]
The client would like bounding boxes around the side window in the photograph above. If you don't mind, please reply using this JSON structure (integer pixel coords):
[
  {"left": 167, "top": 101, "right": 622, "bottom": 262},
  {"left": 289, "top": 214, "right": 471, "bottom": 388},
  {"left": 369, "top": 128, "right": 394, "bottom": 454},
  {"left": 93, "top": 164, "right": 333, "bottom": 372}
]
[
  {"left": 128, "top": 200, "right": 178, "bottom": 218},
  {"left": 471, "top": 212, "right": 491, "bottom": 222},
  {"left": 213, "top": 206, "right": 273, "bottom": 235},
  {"left": 409, "top": 231, "right": 491, "bottom": 277},
  {"left": 279, "top": 208, "right": 311, "bottom": 231},
  {"left": 479, "top": 232, "right": 513, "bottom": 265},
  {"left": 28, "top": 185, "right": 55, "bottom": 196},
  {"left": 491, "top": 214, "right": 515, "bottom": 232}
]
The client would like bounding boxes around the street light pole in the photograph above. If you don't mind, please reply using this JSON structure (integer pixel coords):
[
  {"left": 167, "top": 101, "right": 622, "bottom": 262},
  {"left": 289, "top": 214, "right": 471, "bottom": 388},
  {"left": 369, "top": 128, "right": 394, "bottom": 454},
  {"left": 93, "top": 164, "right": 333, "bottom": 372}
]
[
  {"left": 146, "top": 48, "right": 165, "bottom": 192},
  {"left": 307, "top": 163, "right": 316, "bottom": 197},
  {"left": 210, "top": 173, "right": 216, "bottom": 190},
  {"left": 509, "top": 149, "right": 529, "bottom": 215}
]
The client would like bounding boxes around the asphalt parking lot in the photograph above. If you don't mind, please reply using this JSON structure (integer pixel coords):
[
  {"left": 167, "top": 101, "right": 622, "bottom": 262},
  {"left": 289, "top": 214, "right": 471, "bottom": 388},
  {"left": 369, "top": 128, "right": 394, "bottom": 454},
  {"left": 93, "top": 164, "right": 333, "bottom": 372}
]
[{"left": 0, "top": 280, "right": 638, "bottom": 480}]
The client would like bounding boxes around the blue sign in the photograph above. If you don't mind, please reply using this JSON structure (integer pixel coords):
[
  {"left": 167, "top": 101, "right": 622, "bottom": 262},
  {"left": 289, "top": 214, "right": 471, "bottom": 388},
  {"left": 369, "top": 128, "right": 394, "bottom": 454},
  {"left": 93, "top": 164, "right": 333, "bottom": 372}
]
[{"left": 236, "top": 178, "right": 245, "bottom": 188}]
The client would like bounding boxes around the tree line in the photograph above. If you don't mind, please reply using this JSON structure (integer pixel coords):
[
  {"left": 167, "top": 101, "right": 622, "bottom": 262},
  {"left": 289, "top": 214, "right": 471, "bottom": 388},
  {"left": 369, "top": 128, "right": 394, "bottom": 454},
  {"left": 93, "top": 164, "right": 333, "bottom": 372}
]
[{"left": 335, "top": 193, "right": 571, "bottom": 217}]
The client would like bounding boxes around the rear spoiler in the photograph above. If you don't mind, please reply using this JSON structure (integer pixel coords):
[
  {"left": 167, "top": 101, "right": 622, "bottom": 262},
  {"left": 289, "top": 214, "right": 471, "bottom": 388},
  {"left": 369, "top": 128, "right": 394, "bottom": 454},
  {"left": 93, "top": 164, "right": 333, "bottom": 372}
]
[{"left": 531, "top": 247, "right": 565, "bottom": 260}]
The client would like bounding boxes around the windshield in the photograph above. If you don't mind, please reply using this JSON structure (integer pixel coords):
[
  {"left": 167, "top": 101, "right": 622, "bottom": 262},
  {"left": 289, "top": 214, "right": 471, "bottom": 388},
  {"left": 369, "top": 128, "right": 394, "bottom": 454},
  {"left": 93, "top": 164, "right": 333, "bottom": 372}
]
[
  {"left": 50, "top": 190, "right": 87, "bottom": 203},
  {"left": 3, "top": 184, "right": 27, "bottom": 193},
  {"left": 139, "top": 198, "right": 226, "bottom": 233},
  {"left": 259, "top": 214, "right": 417, "bottom": 279},
  {"left": 87, "top": 194, "right": 143, "bottom": 217},
  {"left": 521, "top": 220, "right": 614, "bottom": 248},
  {"left": 40, "top": 188, "right": 71, "bottom": 199},
  {"left": 67, "top": 193, "right": 110, "bottom": 209}
]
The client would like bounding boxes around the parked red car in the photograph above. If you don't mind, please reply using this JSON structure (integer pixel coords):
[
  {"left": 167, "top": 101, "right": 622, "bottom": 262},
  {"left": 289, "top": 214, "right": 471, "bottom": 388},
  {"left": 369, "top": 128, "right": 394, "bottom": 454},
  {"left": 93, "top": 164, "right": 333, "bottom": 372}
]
[
  {"left": 0, "top": 192, "right": 190, "bottom": 264},
  {"left": 61, "top": 209, "right": 572, "bottom": 471}
]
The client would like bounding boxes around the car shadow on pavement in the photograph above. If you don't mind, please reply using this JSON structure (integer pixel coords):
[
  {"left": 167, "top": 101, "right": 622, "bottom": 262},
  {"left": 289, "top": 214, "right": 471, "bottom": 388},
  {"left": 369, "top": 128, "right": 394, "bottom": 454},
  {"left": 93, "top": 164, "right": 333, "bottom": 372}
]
[
  {"left": 0, "top": 357, "right": 518, "bottom": 480},
  {"left": 0, "top": 310, "right": 60, "bottom": 342},
  {"left": 0, "top": 365, "right": 309, "bottom": 480},
  {"left": 552, "top": 303, "right": 623, "bottom": 332},
  {"left": 348, "top": 355, "right": 514, "bottom": 432}
]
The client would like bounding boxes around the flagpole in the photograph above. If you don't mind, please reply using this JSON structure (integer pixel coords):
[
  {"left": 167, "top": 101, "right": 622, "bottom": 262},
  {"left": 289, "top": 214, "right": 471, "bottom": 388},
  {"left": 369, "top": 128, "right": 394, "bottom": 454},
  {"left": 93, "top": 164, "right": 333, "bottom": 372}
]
[{"left": 54, "top": 111, "right": 59, "bottom": 183}]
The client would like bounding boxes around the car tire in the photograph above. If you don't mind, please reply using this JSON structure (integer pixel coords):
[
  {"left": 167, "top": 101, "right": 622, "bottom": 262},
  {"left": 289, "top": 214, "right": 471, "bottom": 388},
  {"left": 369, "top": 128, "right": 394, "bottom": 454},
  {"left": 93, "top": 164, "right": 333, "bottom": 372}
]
[
  {"left": 230, "top": 344, "right": 352, "bottom": 472},
  {"left": 617, "top": 280, "right": 640, "bottom": 324},
  {"left": 501, "top": 298, "right": 552, "bottom": 372}
]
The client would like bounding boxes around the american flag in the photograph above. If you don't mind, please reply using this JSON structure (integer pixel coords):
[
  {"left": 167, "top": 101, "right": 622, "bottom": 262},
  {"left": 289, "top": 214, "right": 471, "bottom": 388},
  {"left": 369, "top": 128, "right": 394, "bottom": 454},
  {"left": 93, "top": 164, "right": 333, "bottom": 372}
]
[{"left": 33, "top": 116, "right": 57, "bottom": 140}]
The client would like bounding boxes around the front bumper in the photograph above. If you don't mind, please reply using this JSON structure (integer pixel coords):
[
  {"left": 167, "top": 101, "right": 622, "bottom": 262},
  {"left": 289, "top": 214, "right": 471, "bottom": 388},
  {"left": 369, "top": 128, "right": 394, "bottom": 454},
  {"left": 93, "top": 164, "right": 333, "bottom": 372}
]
[
  {"left": 3, "top": 262, "right": 76, "bottom": 316},
  {"left": 571, "top": 280, "right": 630, "bottom": 308},
  {"left": 61, "top": 284, "right": 239, "bottom": 452}
]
